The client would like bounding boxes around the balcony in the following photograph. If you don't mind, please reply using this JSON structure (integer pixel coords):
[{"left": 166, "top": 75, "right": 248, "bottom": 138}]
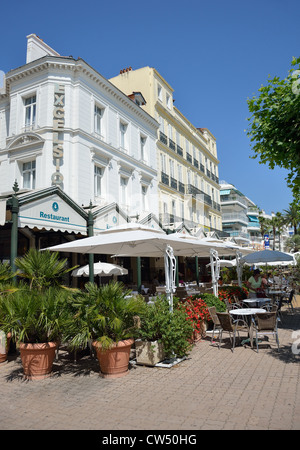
[
  {"left": 178, "top": 181, "right": 185, "bottom": 194},
  {"left": 168, "top": 138, "right": 176, "bottom": 151},
  {"left": 176, "top": 144, "right": 183, "bottom": 157},
  {"left": 170, "top": 177, "right": 178, "bottom": 190},
  {"left": 186, "top": 153, "right": 192, "bottom": 164},
  {"left": 159, "top": 131, "right": 168, "bottom": 145},
  {"left": 161, "top": 172, "right": 169, "bottom": 186},
  {"left": 222, "top": 212, "right": 249, "bottom": 225}
]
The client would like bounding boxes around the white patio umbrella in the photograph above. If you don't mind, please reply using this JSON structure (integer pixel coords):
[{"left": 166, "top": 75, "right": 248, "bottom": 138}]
[
  {"left": 71, "top": 261, "right": 128, "bottom": 277},
  {"left": 43, "top": 223, "right": 239, "bottom": 311}
]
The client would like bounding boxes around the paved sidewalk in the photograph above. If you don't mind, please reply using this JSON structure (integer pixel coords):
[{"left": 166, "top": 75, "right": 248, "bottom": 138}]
[{"left": 0, "top": 301, "right": 300, "bottom": 431}]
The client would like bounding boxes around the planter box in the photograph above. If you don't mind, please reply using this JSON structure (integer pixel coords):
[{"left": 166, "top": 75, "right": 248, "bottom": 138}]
[{"left": 135, "top": 340, "right": 165, "bottom": 366}]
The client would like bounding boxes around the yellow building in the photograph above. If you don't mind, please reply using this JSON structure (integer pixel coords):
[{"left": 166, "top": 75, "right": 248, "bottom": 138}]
[{"left": 110, "top": 66, "right": 222, "bottom": 234}]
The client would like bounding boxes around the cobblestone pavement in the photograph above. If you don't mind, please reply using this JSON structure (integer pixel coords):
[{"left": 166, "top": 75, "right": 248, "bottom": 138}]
[{"left": 0, "top": 301, "right": 300, "bottom": 431}]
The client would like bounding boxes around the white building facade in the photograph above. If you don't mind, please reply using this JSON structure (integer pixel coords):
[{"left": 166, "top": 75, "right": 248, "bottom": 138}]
[
  {"left": 0, "top": 35, "right": 160, "bottom": 283},
  {"left": 0, "top": 35, "right": 159, "bottom": 237}
]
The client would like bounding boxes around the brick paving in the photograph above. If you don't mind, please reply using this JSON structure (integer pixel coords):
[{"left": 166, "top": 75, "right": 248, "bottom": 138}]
[{"left": 0, "top": 299, "right": 300, "bottom": 431}]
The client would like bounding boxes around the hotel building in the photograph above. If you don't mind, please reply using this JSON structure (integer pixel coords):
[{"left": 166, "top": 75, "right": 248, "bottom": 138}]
[{"left": 109, "top": 67, "right": 222, "bottom": 235}]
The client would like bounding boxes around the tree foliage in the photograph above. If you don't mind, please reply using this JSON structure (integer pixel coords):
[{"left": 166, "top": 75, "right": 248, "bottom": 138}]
[{"left": 247, "top": 57, "right": 300, "bottom": 199}]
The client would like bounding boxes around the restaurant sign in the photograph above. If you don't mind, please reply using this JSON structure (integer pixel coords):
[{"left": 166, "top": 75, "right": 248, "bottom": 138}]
[
  {"left": 18, "top": 194, "right": 87, "bottom": 234},
  {"left": 51, "top": 84, "right": 65, "bottom": 187}
]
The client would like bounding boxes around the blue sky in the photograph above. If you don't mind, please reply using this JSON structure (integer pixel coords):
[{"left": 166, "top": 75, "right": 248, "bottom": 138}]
[{"left": 1, "top": 0, "right": 299, "bottom": 215}]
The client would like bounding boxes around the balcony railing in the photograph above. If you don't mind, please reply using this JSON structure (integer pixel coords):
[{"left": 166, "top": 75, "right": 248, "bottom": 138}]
[
  {"left": 159, "top": 131, "right": 168, "bottom": 145},
  {"left": 176, "top": 144, "right": 183, "bottom": 157},
  {"left": 178, "top": 181, "right": 185, "bottom": 194},
  {"left": 161, "top": 172, "right": 169, "bottom": 186},
  {"left": 168, "top": 138, "right": 176, "bottom": 151},
  {"left": 186, "top": 153, "right": 192, "bottom": 163},
  {"left": 193, "top": 158, "right": 199, "bottom": 169},
  {"left": 222, "top": 213, "right": 249, "bottom": 224},
  {"left": 170, "top": 177, "right": 178, "bottom": 190}
]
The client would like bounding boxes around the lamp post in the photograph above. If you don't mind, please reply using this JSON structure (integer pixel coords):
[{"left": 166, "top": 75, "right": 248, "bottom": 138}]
[
  {"left": 10, "top": 181, "right": 19, "bottom": 283},
  {"left": 87, "top": 201, "right": 94, "bottom": 283}
]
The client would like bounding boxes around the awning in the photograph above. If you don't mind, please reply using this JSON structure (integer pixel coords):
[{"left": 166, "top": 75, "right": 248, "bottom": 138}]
[
  {"left": 16, "top": 188, "right": 88, "bottom": 235},
  {"left": 0, "top": 200, "right": 6, "bottom": 226}
]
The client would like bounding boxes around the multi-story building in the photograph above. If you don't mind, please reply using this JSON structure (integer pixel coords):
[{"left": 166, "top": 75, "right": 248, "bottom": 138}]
[
  {"left": 0, "top": 35, "right": 159, "bottom": 279},
  {"left": 109, "top": 67, "right": 222, "bottom": 234},
  {"left": 219, "top": 181, "right": 263, "bottom": 248}
]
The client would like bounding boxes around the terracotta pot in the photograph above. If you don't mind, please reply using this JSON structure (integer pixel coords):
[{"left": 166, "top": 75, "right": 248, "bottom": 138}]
[
  {"left": 19, "top": 342, "right": 57, "bottom": 380},
  {"left": 0, "top": 332, "right": 12, "bottom": 364},
  {"left": 92, "top": 338, "right": 134, "bottom": 379}
]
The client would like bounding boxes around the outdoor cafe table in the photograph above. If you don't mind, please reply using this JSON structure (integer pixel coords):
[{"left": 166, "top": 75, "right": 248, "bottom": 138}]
[
  {"left": 267, "top": 289, "right": 286, "bottom": 302},
  {"left": 230, "top": 308, "right": 266, "bottom": 319},
  {"left": 243, "top": 298, "right": 271, "bottom": 308},
  {"left": 229, "top": 308, "right": 266, "bottom": 346}
]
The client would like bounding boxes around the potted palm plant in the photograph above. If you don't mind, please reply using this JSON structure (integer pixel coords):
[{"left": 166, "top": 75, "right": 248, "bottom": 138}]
[
  {"left": 64, "top": 281, "right": 146, "bottom": 378},
  {"left": 0, "top": 261, "right": 18, "bottom": 363},
  {"left": 14, "top": 249, "right": 76, "bottom": 290},
  {"left": 0, "top": 249, "right": 77, "bottom": 378},
  {"left": 0, "top": 286, "right": 71, "bottom": 379}
]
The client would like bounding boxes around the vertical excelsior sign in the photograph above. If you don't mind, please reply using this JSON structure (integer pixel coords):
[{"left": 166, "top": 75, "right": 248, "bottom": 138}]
[{"left": 51, "top": 84, "right": 65, "bottom": 186}]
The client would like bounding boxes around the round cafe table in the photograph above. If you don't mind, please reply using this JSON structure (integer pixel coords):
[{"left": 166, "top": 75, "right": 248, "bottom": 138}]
[
  {"left": 243, "top": 298, "right": 271, "bottom": 308},
  {"left": 230, "top": 308, "right": 266, "bottom": 317},
  {"left": 229, "top": 308, "right": 266, "bottom": 346}
]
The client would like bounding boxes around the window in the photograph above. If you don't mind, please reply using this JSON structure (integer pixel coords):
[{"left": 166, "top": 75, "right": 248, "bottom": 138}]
[
  {"left": 94, "top": 165, "right": 103, "bottom": 197},
  {"left": 120, "top": 121, "right": 128, "bottom": 151},
  {"left": 94, "top": 105, "right": 103, "bottom": 136},
  {"left": 166, "top": 93, "right": 171, "bottom": 109},
  {"left": 177, "top": 164, "right": 182, "bottom": 182},
  {"left": 140, "top": 135, "right": 147, "bottom": 162},
  {"left": 159, "top": 116, "right": 164, "bottom": 133},
  {"left": 172, "top": 200, "right": 176, "bottom": 216},
  {"left": 160, "top": 153, "right": 166, "bottom": 173},
  {"left": 24, "top": 95, "right": 36, "bottom": 130},
  {"left": 22, "top": 160, "right": 36, "bottom": 189},
  {"left": 141, "top": 185, "right": 148, "bottom": 210},
  {"left": 120, "top": 176, "right": 128, "bottom": 206},
  {"left": 186, "top": 139, "right": 189, "bottom": 154},
  {"left": 158, "top": 85, "right": 162, "bottom": 101},
  {"left": 169, "top": 159, "right": 174, "bottom": 179}
]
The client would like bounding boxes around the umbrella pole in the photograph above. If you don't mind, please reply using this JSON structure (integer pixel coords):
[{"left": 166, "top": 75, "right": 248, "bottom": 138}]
[
  {"left": 195, "top": 256, "right": 199, "bottom": 286},
  {"left": 137, "top": 257, "right": 142, "bottom": 293},
  {"left": 210, "top": 249, "right": 219, "bottom": 297},
  {"left": 164, "top": 246, "right": 176, "bottom": 313}
]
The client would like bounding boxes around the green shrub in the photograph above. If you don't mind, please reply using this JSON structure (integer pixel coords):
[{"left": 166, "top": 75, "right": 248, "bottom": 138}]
[
  {"left": 0, "top": 286, "right": 71, "bottom": 343},
  {"left": 136, "top": 296, "right": 193, "bottom": 358}
]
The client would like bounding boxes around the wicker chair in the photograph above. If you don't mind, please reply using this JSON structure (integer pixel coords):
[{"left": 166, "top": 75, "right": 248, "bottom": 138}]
[
  {"left": 253, "top": 312, "right": 279, "bottom": 353},
  {"left": 208, "top": 307, "right": 222, "bottom": 343},
  {"left": 216, "top": 312, "right": 250, "bottom": 352}
]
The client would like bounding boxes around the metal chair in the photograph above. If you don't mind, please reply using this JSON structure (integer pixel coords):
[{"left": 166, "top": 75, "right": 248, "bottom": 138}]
[
  {"left": 253, "top": 312, "right": 279, "bottom": 353},
  {"left": 224, "top": 298, "right": 240, "bottom": 312},
  {"left": 208, "top": 306, "right": 222, "bottom": 343},
  {"left": 281, "top": 289, "right": 295, "bottom": 314},
  {"left": 216, "top": 312, "right": 250, "bottom": 352}
]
